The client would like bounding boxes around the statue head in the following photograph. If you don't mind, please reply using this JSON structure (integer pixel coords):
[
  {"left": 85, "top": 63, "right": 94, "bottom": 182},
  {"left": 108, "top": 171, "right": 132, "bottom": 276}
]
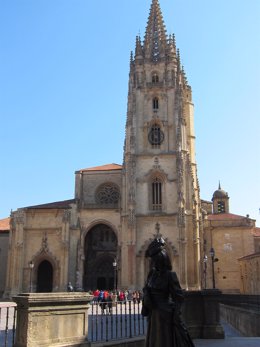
[
  {"left": 145, "top": 237, "right": 172, "bottom": 271},
  {"left": 145, "top": 237, "right": 165, "bottom": 258}
]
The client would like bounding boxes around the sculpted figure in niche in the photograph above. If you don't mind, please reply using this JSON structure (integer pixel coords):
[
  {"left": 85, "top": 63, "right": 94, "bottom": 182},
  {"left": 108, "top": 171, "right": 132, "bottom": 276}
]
[{"left": 142, "top": 237, "right": 195, "bottom": 347}]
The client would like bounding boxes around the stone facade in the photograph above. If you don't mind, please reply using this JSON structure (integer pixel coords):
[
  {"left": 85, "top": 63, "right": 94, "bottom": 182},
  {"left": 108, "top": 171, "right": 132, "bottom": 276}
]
[
  {"left": 201, "top": 186, "right": 258, "bottom": 293},
  {"left": 238, "top": 252, "right": 260, "bottom": 294},
  {"left": 4, "top": 1, "right": 201, "bottom": 297},
  {"left": 2, "top": 0, "right": 257, "bottom": 297},
  {"left": 0, "top": 218, "right": 9, "bottom": 296}
]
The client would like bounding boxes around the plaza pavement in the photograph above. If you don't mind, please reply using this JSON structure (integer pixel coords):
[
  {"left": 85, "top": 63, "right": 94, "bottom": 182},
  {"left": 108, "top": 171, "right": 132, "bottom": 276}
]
[
  {"left": 194, "top": 320, "right": 260, "bottom": 347},
  {"left": 1, "top": 301, "right": 260, "bottom": 347},
  {"left": 194, "top": 337, "right": 260, "bottom": 347}
]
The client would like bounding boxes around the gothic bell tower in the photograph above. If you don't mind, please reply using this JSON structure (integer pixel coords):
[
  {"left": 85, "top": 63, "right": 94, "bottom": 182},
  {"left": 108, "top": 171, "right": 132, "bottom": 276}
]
[{"left": 121, "top": 0, "right": 201, "bottom": 290}]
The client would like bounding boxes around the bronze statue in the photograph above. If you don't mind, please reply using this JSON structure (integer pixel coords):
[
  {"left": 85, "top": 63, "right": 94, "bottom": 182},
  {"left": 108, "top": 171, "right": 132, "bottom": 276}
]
[{"left": 142, "top": 237, "right": 195, "bottom": 347}]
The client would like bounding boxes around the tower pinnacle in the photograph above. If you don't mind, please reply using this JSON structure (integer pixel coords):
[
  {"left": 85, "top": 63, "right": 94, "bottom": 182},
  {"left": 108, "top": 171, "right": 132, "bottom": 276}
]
[{"left": 144, "top": 0, "right": 167, "bottom": 62}]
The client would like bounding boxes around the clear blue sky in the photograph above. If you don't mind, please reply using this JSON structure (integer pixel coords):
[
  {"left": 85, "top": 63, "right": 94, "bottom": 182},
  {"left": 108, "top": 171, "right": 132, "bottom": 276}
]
[{"left": 0, "top": 0, "right": 259, "bottom": 225}]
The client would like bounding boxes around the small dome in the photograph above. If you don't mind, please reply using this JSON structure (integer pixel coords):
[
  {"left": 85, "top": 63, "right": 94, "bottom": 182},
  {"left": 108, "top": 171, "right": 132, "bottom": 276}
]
[
  {"left": 212, "top": 189, "right": 228, "bottom": 199},
  {"left": 212, "top": 182, "right": 229, "bottom": 200}
]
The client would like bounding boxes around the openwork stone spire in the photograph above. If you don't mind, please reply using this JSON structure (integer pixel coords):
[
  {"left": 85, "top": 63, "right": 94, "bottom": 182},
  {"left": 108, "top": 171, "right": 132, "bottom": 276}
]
[{"left": 144, "top": 0, "right": 167, "bottom": 62}]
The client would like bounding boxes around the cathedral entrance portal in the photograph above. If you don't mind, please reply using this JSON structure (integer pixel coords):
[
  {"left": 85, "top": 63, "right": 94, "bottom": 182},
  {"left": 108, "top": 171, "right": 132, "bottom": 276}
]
[
  {"left": 36, "top": 260, "right": 53, "bottom": 292},
  {"left": 84, "top": 224, "right": 117, "bottom": 291}
]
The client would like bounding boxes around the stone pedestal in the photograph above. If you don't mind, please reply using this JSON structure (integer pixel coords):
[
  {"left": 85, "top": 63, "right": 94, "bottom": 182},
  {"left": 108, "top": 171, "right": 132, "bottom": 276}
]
[
  {"left": 13, "top": 292, "right": 93, "bottom": 347},
  {"left": 182, "top": 289, "right": 225, "bottom": 339}
]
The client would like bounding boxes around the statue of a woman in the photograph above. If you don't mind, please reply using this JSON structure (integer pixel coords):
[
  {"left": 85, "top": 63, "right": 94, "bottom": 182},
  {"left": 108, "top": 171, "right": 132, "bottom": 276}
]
[{"left": 142, "top": 237, "right": 195, "bottom": 347}]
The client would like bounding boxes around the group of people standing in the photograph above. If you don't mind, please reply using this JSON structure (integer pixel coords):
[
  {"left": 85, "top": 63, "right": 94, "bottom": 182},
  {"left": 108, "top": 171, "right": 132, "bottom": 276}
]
[
  {"left": 88, "top": 289, "right": 142, "bottom": 314},
  {"left": 91, "top": 289, "right": 142, "bottom": 304}
]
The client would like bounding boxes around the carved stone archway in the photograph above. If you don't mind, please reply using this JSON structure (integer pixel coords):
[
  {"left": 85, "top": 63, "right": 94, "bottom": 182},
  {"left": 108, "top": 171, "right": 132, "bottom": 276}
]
[
  {"left": 37, "top": 260, "right": 53, "bottom": 292},
  {"left": 83, "top": 223, "right": 118, "bottom": 291},
  {"left": 30, "top": 233, "right": 60, "bottom": 292}
]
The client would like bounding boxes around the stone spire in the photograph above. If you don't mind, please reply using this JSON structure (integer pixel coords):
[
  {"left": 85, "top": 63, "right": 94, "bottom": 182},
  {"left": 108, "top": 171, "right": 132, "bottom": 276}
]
[
  {"left": 143, "top": 0, "right": 167, "bottom": 62},
  {"left": 135, "top": 35, "right": 143, "bottom": 60}
]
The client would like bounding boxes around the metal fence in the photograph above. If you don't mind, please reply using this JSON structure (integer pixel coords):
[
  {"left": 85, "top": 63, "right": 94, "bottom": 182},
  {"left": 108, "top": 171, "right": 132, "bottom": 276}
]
[
  {"left": 88, "top": 300, "right": 147, "bottom": 342},
  {"left": 0, "top": 303, "right": 16, "bottom": 347},
  {"left": 0, "top": 300, "right": 146, "bottom": 346}
]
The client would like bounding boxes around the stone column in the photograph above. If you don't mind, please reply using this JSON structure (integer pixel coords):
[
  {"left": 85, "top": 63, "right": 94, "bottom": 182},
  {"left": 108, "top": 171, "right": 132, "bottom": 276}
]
[
  {"left": 201, "top": 289, "right": 225, "bottom": 339},
  {"left": 13, "top": 292, "right": 93, "bottom": 347},
  {"left": 182, "top": 289, "right": 225, "bottom": 339}
]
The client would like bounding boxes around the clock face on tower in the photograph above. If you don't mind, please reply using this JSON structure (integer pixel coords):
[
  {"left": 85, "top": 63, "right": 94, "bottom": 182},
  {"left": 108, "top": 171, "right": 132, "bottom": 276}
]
[{"left": 148, "top": 125, "right": 164, "bottom": 145}]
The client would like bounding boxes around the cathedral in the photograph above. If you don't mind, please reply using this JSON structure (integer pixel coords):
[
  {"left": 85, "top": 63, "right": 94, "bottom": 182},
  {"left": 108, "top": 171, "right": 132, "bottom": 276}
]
[{"left": 2, "top": 0, "right": 258, "bottom": 297}]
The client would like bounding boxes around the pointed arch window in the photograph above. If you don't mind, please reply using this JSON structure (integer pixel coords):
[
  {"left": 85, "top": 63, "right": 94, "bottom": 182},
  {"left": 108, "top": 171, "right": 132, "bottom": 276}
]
[
  {"left": 153, "top": 97, "right": 159, "bottom": 110},
  {"left": 152, "top": 177, "right": 162, "bottom": 210},
  {"left": 152, "top": 73, "right": 159, "bottom": 83}
]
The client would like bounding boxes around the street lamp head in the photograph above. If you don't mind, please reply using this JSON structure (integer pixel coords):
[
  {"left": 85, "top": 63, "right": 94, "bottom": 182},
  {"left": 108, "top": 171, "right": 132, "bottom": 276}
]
[
  {"left": 209, "top": 247, "right": 215, "bottom": 258},
  {"left": 112, "top": 259, "right": 117, "bottom": 267},
  {"left": 203, "top": 255, "right": 208, "bottom": 262},
  {"left": 29, "top": 261, "right": 34, "bottom": 269}
]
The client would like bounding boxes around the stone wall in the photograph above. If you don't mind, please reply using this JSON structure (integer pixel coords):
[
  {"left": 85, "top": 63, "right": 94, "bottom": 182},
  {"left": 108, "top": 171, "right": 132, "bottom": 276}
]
[
  {"left": 220, "top": 303, "right": 260, "bottom": 336},
  {"left": 183, "top": 289, "right": 224, "bottom": 339},
  {"left": 238, "top": 252, "right": 260, "bottom": 294},
  {"left": 13, "top": 292, "right": 93, "bottom": 347},
  {"left": 0, "top": 231, "right": 9, "bottom": 297}
]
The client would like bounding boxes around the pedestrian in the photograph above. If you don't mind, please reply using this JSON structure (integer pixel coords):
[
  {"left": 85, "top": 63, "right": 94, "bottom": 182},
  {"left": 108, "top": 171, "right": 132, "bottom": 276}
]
[
  {"left": 107, "top": 293, "right": 113, "bottom": 314},
  {"left": 133, "top": 291, "right": 137, "bottom": 304},
  {"left": 137, "top": 290, "right": 142, "bottom": 304},
  {"left": 93, "top": 289, "right": 100, "bottom": 303},
  {"left": 67, "top": 282, "right": 73, "bottom": 292},
  {"left": 142, "top": 237, "right": 195, "bottom": 347},
  {"left": 98, "top": 290, "right": 106, "bottom": 314},
  {"left": 119, "top": 290, "right": 125, "bottom": 302},
  {"left": 127, "top": 290, "right": 133, "bottom": 301}
]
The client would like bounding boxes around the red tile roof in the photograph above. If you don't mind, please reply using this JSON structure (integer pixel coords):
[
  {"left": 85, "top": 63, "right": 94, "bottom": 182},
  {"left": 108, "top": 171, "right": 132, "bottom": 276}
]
[
  {"left": 207, "top": 213, "right": 253, "bottom": 221},
  {"left": 0, "top": 217, "right": 10, "bottom": 231},
  {"left": 78, "top": 163, "right": 122, "bottom": 172}
]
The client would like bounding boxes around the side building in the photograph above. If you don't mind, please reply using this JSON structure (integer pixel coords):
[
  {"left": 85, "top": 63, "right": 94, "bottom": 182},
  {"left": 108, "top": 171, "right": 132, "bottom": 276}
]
[
  {"left": 238, "top": 227, "right": 260, "bottom": 295},
  {"left": 0, "top": 218, "right": 10, "bottom": 297},
  {"left": 202, "top": 184, "right": 258, "bottom": 293}
]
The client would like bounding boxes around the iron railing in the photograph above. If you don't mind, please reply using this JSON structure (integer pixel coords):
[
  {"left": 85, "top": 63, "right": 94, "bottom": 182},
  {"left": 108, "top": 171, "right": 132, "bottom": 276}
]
[
  {"left": 0, "top": 300, "right": 147, "bottom": 345},
  {"left": 88, "top": 300, "right": 147, "bottom": 342},
  {"left": 0, "top": 303, "right": 16, "bottom": 347}
]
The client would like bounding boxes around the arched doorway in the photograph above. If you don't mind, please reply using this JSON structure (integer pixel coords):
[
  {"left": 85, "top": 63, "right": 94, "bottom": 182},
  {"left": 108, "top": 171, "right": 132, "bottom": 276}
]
[
  {"left": 84, "top": 224, "right": 117, "bottom": 291},
  {"left": 37, "top": 260, "right": 53, "bottom": 292}
]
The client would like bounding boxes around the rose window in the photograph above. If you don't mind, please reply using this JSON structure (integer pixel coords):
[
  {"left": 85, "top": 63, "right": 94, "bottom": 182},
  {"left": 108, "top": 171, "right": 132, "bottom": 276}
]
[{"left": 96, "top": 184, "right": 120, "bottom": 204}]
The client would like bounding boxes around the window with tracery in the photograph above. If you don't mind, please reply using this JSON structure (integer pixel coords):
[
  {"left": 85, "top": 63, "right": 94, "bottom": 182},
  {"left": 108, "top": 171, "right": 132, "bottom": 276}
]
[
  {"left": 152, "top": 177, "right": 162, "bottom": 210},
  {"left": 153, "top": 97, "right": 159, "bottom": 110},
  {"left": 96, "top": 183, "right": 120, "bottom": 204},
  {"left": 152, "top": 73, "right": 159, "bottom": 83}
]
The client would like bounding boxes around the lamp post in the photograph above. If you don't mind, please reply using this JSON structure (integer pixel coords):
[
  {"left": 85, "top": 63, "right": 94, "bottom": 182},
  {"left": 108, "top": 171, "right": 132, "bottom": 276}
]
[
  {"left": 112, "top": 258, "right": 118, "bottom": 293},
  {"left": 203, "top": 255, "right": 208, "bottom": 289},
  {"left": 29, "top": 261, "right": 34, "bottom": 293},
  {"left": 209, "top": 248, "right": 218, "bottom": 289}
]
